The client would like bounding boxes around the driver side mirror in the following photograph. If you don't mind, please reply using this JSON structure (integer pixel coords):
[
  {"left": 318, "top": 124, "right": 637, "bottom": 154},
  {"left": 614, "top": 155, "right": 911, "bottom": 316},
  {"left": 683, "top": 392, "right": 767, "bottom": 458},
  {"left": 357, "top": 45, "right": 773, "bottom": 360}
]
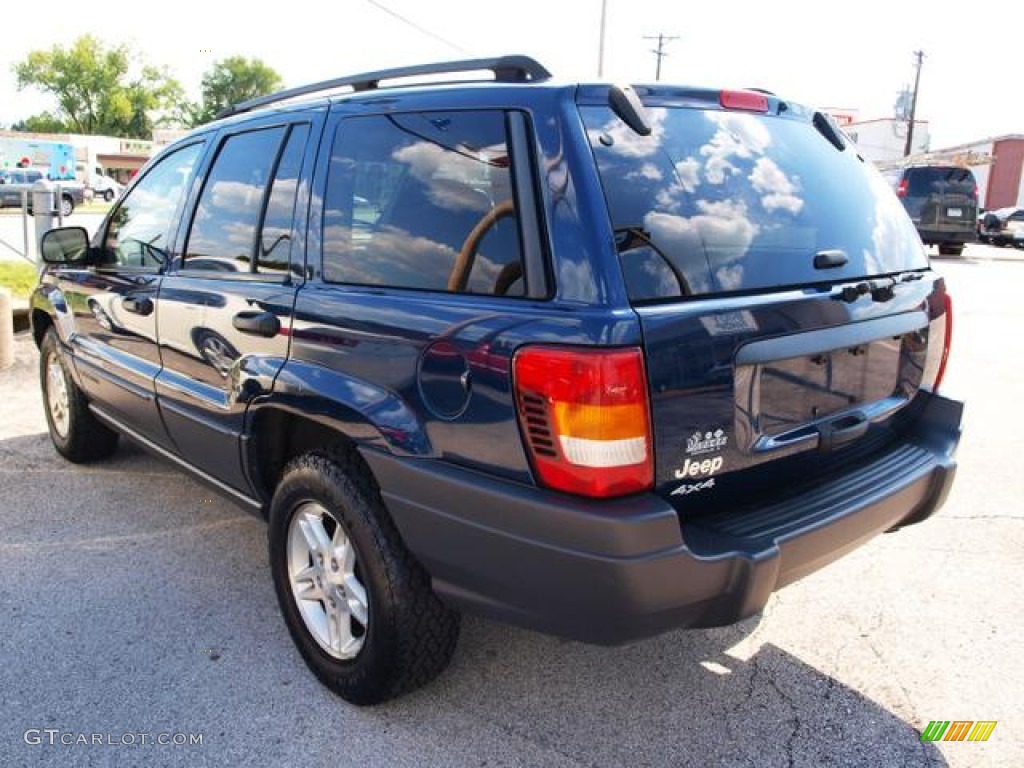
[{"left": 41, "top": 227, "right": 90, "bottom": 264}]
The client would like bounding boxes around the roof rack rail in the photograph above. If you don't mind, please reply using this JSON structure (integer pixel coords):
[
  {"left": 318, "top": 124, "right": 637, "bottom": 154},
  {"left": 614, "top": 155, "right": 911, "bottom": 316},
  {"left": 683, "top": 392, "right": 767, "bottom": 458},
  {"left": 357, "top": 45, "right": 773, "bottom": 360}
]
[{"left": 216, "top": 55, "right": 552, "bottom": 119}]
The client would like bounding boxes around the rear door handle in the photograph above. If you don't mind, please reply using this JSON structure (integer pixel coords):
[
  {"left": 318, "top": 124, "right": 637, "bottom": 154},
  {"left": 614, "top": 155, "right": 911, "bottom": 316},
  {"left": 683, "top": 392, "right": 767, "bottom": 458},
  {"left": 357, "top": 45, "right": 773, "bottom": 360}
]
[
  {"left": 122, "top": 296, "right": 153, "bottom": 316},
  {"left": 817, "top": 411, "right": 869, "bottom": 452},
  {"left": 232, "top": 310, "right": 280, "bottom": 337}
]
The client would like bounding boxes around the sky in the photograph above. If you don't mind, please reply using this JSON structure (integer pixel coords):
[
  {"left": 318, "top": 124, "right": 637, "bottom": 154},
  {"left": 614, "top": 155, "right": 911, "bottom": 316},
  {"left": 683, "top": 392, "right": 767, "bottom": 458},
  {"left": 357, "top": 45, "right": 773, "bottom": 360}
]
[{"left": 1, "top": 0, "right": 1020, "bottom": 149}]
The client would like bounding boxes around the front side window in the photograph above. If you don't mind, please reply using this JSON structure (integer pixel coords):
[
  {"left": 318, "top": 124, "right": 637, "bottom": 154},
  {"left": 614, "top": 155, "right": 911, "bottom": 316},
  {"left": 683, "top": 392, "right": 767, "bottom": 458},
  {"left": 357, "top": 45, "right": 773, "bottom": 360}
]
[
  {"left": 322, "top": 111, "right": 524, "bottom": 296},
  {"left": 103, "top": 142, "right": 203, "bottom": 268}
]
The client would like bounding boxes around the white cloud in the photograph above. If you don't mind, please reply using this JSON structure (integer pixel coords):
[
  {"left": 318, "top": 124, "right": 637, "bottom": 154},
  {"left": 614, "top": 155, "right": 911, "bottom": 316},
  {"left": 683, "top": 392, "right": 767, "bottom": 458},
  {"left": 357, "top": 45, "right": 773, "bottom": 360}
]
[
  {"left": 749, "top": 157, "right": 803, "bottom": 214},
  {"left": 322, "top": 224, "right": 504, "bottom": 293},
  {"left": 643, "top": 199, "right": 758, "bottom": 293},
  {"left": 674, "top": 158, "right": 700, "bottom": 193},
  {"left": 585, "top": 110, "right": 667, "bottom": 159},
  {"left": 627, "top": 162, "right": 663, "bottom": 182},
  {"left": 392, "top": 142, "right": 504, "bottom": 213},
  {"left": 700, "top": 112, "right": 772, "bottom": 185}
]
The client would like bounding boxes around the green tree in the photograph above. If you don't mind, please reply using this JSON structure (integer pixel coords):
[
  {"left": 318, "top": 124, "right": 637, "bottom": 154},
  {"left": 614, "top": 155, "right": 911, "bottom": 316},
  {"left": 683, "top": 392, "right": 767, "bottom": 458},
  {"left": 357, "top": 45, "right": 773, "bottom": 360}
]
[
  {"left": 11, "top": 112, "right": 69, "bottom": 133},
  {"left": 194, "top": 57, "right": 283, "bottom": 125},
  {"left": 13, "top": 35, "right": 184, "bottom": 138}
]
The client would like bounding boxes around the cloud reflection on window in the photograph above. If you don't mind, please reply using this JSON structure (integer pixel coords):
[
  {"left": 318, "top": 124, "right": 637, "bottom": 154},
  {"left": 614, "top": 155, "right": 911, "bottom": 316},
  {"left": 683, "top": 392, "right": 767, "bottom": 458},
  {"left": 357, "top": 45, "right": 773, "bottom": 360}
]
[
  {"left": 392, "top": 141, "right": 510, "bottom": 214},
  {"left": 323, "top": 224, "right": 504, "bottom": 294},
  {"left": 750, "top": 157, "right": 803, "bottom": 215}
]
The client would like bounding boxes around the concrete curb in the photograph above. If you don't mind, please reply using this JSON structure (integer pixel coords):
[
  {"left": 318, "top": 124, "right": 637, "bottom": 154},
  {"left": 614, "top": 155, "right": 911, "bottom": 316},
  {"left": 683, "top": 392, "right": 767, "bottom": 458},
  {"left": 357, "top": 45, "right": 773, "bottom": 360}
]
[
  {"left": 13, "top": 299, "right": 29, "bottom": 334},
  {"left": 0, "top": 288, "right": 12, "bottom": 369}
]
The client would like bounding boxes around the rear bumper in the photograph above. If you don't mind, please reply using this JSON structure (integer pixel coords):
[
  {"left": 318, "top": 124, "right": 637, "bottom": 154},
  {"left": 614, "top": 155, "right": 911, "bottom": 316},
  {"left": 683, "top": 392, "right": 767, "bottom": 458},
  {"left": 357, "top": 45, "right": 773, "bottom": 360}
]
[
  {"left": 918, "top": 228, "right": 975, "bottom": 245},
  {"left": 363, "top": 393, "right": 962, "bottom": 645}
]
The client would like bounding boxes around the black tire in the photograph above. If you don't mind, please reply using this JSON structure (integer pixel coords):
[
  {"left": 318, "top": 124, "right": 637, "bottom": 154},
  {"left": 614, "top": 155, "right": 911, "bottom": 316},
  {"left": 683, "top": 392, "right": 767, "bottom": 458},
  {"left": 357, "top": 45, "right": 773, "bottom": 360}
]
[
  {"left": 39, "top": 328, "right": 119, "bottom": 462},
  {"left": 268, "top": 452, "right": 460, "bottom": 705},
  {"left": 938, "top": 243, "right": 964, "bottom": 257},
  {"left": 60, "top": 195, "right": 74, "bottom": 218},
  {"left": 103, "top": 189, "right": 115, "bottom": 203}
]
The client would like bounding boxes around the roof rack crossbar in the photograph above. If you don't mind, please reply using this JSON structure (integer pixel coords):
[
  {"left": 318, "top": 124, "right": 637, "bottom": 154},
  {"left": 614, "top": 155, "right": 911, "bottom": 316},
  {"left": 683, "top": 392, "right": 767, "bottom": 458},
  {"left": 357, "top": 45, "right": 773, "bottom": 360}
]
[{"left": 217, "top": 55, "right": 552, "bottom": 119}]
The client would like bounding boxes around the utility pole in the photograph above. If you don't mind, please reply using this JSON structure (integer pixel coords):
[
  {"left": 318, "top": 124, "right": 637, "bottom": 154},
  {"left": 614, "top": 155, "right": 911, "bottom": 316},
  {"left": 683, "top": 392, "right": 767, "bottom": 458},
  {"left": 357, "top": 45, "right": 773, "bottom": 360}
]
[
  {"left": 644, "top": 33, "right": 678, "bottom": 82},
  {"left": 597, "top": 0, "right": 608, "bottom": 78},
  {"left": 903, "top": 50, "right": 924, "bottom": 157}
]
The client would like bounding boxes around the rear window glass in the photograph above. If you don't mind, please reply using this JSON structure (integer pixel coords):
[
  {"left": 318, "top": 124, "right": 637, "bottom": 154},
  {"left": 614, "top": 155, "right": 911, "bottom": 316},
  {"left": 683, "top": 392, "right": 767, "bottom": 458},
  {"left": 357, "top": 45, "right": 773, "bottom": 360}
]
[
  {"left": 905, "top": 166, "right": 976, "bottom": 197},
  {"left": 582, "top": 106, "right": 926, "bottom": 301}
]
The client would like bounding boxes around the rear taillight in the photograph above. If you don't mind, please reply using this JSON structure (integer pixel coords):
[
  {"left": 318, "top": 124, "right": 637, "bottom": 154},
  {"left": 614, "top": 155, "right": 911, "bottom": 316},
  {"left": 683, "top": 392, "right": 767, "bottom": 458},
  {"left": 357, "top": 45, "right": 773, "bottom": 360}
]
[
  {"left": 934, "top": 293, "right": 953, "bottom": 391},
  {"left": 897, "top": 179, "right": 909, "bottom": 198},
  {"left": 513, "top": 346, "right": 653, "bottom": 498},
  {"left": 923, "top": 292, "right": 953, "bottom": 391}
]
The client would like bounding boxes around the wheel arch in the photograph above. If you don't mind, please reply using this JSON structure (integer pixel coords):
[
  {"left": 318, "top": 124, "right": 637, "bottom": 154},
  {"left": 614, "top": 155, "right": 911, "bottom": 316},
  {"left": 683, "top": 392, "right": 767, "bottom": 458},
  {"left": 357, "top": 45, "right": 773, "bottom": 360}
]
[
  {"left": 31, "top": 307, "right": 53, "bottom": 348},
  {"left": 244, "top": 404, "right": 382, "bottom": 515}
]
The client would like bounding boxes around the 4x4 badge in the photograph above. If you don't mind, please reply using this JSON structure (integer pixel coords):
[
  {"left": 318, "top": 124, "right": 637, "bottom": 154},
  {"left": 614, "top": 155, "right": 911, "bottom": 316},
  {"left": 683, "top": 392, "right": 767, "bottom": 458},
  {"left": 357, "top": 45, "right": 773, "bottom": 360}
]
[{"left": 671, "top": 478, "right": 715, "bottom": 497}]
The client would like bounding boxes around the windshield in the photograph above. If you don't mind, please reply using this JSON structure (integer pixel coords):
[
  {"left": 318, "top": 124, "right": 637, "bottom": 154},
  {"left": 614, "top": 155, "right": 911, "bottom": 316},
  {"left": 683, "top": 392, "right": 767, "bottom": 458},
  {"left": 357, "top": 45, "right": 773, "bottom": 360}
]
[{"left": 582, "top": 105, "right": 926, "bottom": 301}]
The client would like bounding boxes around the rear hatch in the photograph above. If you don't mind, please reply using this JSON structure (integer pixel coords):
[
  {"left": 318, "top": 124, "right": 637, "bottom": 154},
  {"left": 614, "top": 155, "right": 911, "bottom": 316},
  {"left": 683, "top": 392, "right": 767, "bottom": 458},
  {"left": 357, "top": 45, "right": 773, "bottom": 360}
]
[
  {"left": 901, "top": 166, "right": 978, "bottom": 235},
  {"left": 578, "top": 88, "right": 952, "bottom": 511}
]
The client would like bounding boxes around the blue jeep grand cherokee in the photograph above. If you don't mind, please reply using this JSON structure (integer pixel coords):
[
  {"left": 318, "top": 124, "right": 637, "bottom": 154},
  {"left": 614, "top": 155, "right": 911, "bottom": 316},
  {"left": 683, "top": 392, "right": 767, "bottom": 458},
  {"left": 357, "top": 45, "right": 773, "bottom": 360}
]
[{"left": 31, "top": 56, "right": 962, "bottom": 704}]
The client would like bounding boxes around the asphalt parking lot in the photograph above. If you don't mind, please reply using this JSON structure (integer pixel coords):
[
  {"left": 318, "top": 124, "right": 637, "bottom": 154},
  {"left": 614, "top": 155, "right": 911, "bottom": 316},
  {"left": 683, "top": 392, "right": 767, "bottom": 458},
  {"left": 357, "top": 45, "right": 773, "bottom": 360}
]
[{"left": 0, "top": 255, "right": 1020, "bottom": 767}]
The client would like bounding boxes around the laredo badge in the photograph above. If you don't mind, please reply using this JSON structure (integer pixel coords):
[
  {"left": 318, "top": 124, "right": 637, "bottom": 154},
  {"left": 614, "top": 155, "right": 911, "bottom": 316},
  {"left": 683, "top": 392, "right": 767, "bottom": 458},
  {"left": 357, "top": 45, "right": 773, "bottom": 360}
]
[{"left": 686, "top": 428, "right": 728, "bottom": 456}]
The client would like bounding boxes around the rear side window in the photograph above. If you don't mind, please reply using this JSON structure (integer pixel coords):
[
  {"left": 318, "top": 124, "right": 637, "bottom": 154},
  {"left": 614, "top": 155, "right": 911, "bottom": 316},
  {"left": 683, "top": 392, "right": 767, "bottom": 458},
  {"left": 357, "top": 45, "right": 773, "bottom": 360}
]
[
  {"left": 582, "top": 106, "right": 926, "bottom": 301},
  {"left": 260, "top": 124, "right": 310, "bottom": 276},
  {"left": 322, "top": 111, "right": 524, "bottom": 296},
  {"left": 183, "top": 126, "right": 286, "bottom": 274}
]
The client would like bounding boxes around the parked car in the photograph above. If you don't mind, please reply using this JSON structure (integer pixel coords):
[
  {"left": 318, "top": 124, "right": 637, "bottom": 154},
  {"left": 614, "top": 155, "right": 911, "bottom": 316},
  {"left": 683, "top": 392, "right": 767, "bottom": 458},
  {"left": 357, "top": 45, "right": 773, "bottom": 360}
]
[
  {"left": 884, "top": 165, "right": 978, "bottom": 256},
  {"left": 0, "top": 167, "right": 84, "bottom": 216},
  {"left": 978, "top": 206, "right": 1024, "bottom": 247},
  {"left": 90, "top": 171, "right": 124, "bottom": 203},
  {"left": 30, "top": 56, "right": 962, "bottom": 705}
]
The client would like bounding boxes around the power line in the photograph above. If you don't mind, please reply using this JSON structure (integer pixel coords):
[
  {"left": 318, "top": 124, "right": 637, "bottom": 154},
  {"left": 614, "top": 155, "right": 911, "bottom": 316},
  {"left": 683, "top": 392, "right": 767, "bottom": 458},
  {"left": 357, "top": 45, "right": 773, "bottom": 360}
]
[
  {"left": 365, "top": 1, "right": 470, "bottom": 54},
  {"left": 643, "top": 33, "right": 678, "bottom": 81}
]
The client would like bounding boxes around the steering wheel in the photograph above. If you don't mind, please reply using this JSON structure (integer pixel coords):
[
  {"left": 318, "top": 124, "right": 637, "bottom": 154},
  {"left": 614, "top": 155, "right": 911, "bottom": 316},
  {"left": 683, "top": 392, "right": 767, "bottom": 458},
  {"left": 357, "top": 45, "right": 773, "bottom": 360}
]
[{"left": 447, "top": 199, "right": 517, "bottom": 293}]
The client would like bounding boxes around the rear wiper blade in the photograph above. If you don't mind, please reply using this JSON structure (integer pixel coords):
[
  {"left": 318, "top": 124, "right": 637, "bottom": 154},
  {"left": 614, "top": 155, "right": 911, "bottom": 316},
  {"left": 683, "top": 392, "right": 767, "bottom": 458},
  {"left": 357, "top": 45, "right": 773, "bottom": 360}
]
[
  {"left": 608, "top": 85, "right": 652, "bottom": 136},
  {"left": 812, "top": 112, "right": 846, "bottom": 152}
]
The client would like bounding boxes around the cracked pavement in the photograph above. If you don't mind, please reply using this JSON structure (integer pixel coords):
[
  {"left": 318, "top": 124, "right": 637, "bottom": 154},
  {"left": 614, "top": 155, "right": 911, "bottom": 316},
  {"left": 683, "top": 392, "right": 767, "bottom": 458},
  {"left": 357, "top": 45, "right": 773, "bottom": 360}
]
[{"left": 0, "top": 258, "right": 1020, "bottom": 767}]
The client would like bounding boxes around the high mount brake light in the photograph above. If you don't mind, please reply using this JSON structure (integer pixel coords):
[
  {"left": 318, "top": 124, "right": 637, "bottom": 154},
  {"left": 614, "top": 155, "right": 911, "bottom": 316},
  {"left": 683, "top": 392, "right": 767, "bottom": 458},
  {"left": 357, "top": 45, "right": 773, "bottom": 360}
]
[
  {"left": 720, "top": 90, "right": 769, "bottom": 113},
  {"left": 513, "top": 346, "right": 653, "bottom": 498}
]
